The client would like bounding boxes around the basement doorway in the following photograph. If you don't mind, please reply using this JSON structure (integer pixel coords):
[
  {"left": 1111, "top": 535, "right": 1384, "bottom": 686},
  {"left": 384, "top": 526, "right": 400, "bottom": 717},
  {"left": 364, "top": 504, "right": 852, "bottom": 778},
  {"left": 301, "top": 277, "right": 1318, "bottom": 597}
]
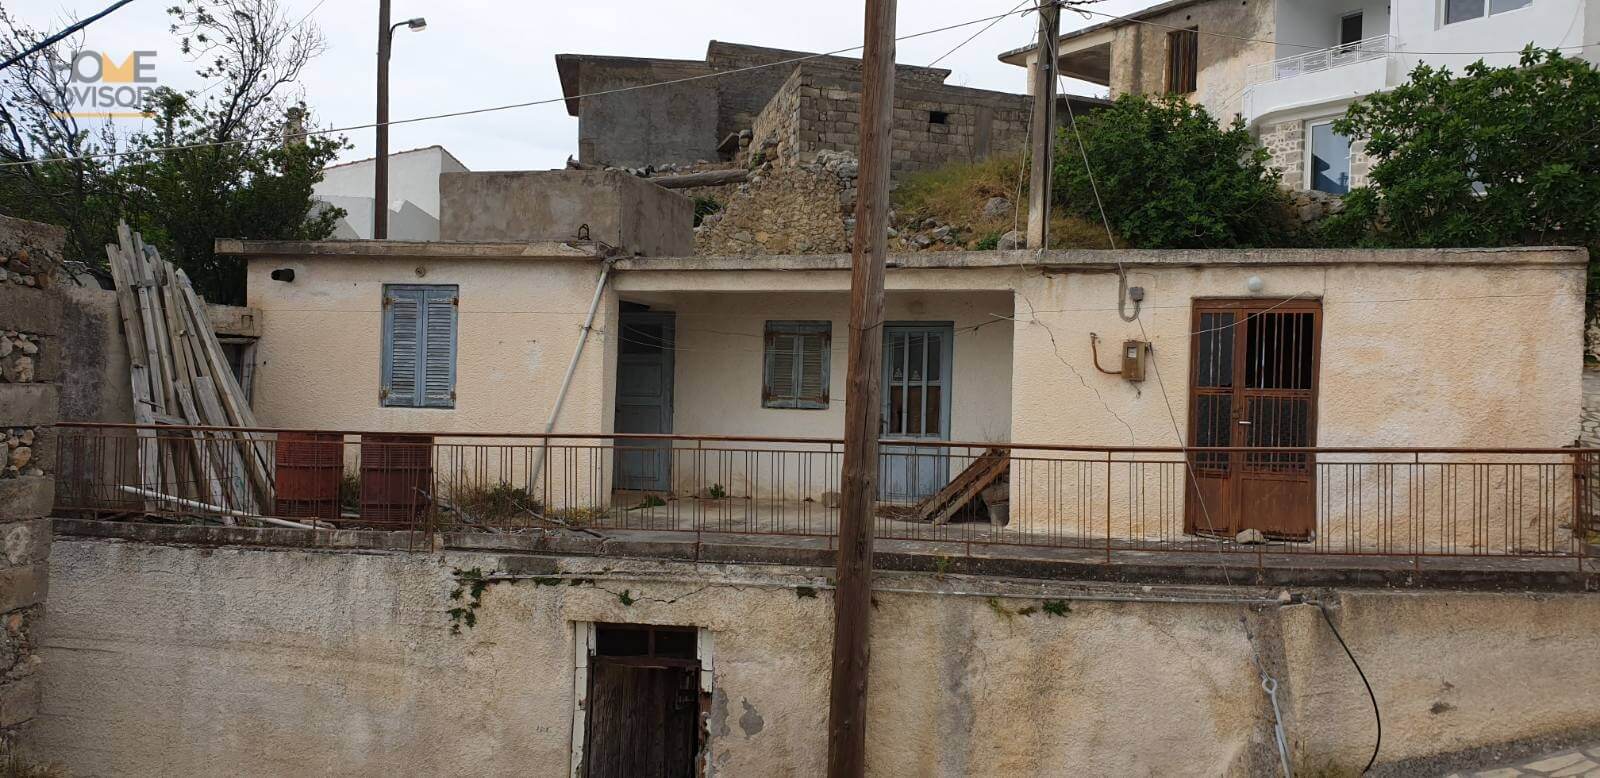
[{"left": 574, "top": 623, "right": 707, "bottom": 778}]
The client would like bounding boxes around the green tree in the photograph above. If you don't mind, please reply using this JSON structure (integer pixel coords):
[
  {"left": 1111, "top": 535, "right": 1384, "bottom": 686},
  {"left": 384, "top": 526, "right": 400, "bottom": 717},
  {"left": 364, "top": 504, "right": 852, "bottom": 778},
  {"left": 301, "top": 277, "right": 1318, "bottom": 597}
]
[
  {"left": 1322, "top": 48, "right": 1600, "bottom": 254},
  {"left": 1051, "top": 93, "right": 1295, "bottom": 249},
  {"left": 0, "top": 0, "right": 344, "bottom": 304}
]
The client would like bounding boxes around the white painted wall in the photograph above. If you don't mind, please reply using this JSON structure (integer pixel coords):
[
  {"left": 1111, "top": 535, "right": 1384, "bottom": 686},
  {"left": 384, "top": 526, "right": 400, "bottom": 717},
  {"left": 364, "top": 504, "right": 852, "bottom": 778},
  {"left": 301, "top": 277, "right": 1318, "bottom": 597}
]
[
  {"left": 1391, "top": 0, "right": 1590, "bottom": 75},
  {"left": 312, "top": 146, "right": 469, "bottom": 240},
  {"left": 1247, "top": 0, "right": 1591, "bottom": 129},
  {"left": 1274, "top": 0, "right": 1392, "bottom": 59}
]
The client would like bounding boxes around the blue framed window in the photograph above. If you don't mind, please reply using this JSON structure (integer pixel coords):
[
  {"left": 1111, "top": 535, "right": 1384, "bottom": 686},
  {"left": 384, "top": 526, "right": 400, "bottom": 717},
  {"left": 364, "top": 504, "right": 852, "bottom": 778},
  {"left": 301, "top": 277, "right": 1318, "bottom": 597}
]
[
  {"left": 763, "top": 321, "right": 831, "bottom": 409},
  {"left": 381, "top": 284, "right": 458, "bottom": 408}
]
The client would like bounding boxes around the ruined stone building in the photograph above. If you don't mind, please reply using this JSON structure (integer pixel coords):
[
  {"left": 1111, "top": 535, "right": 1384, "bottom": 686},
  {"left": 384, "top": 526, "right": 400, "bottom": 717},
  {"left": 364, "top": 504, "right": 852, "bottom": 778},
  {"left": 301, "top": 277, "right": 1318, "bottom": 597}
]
[{"left": 556, "top": 41, "right": 1103, "bottom": 176}]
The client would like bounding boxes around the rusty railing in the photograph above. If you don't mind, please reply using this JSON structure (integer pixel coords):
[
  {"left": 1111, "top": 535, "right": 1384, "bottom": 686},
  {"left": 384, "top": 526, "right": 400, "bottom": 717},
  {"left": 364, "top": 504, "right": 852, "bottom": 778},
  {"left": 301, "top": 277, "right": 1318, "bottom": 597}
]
[{"left": 51, "top": 423, "right": 1599, "bottom": 566}]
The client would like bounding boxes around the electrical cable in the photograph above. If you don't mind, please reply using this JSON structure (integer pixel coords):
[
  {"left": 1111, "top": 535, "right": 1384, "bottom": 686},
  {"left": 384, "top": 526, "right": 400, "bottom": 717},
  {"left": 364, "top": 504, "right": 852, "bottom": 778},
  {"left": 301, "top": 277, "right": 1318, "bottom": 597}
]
[
  {"left": 1317, "top": 602, "right": 1382, "bottom": 774},
  {"left": 928, "top": 0, "right": 1033, "bottom": 68},
  {"left": 0, "top": 3, "right": 1053, "bottom": 170},
  {"left": 1055, "top": 64, "right": 1235, "bottom": 584},
  {"left": 0, "top": 0, "right": 138, "bottom": 73}
]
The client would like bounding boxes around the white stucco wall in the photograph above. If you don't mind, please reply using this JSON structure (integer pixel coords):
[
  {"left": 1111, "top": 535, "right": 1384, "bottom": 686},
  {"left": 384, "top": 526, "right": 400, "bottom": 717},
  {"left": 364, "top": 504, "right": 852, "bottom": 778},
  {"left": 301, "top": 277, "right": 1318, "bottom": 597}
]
[
  {"left": 32, "top": 534, "right": 1600, "bottom": 777},
  {"left": 1249, "top": 0, "right": 1593, "bottom": 130},
  {"left": 1390, "top": 0, "right": 1590, "bottom": 76},
  {"left": 313, "top": 146, "right": 469, "bottom": 241}
]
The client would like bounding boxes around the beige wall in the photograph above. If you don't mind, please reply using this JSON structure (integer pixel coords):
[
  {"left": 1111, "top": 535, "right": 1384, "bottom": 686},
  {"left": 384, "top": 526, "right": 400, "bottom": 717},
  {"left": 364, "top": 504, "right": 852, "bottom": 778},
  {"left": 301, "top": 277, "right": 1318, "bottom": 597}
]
[
  {"left": 246, "top": 252, "right": 619, "bottom": 503},
  {"left": 244, "top": 247, "right": 1585, "bottom": 541},
  {"left": 1108, "top": 0, "right": 1276, "bottom": 120},
  {"left": 33, "top": 534, "right": 1600, "bottom": 776},
  {"left": 636, "top": 289, "right": 1013, "bottom": 500}
]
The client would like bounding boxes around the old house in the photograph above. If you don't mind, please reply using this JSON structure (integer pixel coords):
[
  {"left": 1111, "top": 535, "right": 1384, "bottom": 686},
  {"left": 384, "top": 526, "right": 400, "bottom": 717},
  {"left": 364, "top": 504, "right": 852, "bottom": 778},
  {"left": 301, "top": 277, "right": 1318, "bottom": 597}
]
[
  {"left": 28, "top": 173, "right": 1599, "bottom": 777},
  {"left": 557, "top": 41, "right": 1104, "bottom": 176},
  {"left": 206, "top": 170, "right": 1584, "bottom": 551},
  {"left": 999, "top": 0, "right": 1600, "bottom": 192}
]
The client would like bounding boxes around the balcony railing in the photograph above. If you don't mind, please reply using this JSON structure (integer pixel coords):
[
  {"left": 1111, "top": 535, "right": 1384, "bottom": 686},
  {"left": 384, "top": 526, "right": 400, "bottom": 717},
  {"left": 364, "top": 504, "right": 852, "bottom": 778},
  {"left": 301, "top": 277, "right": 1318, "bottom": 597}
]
[
  {"left": 50, "top": 423, "right": 1600, "bottom": 571},
  {"left": 1246, "top": 34, "right": 1391, "bottom": 85}
]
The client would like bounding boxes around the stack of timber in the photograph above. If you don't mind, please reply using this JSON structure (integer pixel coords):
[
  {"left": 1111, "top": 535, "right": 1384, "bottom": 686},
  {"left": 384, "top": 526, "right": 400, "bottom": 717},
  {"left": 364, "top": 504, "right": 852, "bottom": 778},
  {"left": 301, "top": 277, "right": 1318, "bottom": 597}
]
[
  {"left": 911, "top": 448, "right": 1009, "bottom": 525},
  {"left": 105, "top": 222, "right": 273, "bottom": 523}
]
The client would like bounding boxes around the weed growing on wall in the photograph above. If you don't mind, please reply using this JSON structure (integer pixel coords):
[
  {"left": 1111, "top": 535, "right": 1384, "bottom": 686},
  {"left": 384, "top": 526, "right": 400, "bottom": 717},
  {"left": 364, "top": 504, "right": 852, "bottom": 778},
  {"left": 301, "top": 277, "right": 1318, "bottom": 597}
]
[{"left": 447, "top": 567, "right": 491, "bottom": 635}]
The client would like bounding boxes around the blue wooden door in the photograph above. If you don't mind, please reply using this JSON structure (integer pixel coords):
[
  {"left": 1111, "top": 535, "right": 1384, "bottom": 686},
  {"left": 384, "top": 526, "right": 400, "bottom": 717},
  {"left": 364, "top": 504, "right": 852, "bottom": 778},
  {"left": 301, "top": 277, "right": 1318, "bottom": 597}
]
[
  {"left": 879, "top": 324, "right": 953, "bottom": 502},
  {"left": 614, "top": 312, "right": 674, "bottom": 492}
]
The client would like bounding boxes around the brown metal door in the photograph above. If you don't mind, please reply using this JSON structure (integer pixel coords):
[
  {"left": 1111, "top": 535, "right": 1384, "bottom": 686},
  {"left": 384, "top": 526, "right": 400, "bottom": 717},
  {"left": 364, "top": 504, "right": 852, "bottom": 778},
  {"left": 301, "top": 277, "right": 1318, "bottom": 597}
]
[{"left": 1186, "top": 300, "right": 1321, "bottom": 539}]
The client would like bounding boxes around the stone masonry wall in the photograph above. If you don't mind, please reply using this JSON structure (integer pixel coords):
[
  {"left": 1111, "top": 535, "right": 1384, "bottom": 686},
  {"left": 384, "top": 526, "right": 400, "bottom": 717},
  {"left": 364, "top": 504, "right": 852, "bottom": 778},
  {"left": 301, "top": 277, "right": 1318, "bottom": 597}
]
[
  {"left": 747, "top": 64, "right": 1031, "bottom": 178},
  {"left": 1261, "top": 117, "right": 1374, "bottom": 192},
  {"left": 0, "top": 214, "right": 58, "bottom": 754},
  {"left": 748, "top": 67, "right": 804, "bottom": 169}
]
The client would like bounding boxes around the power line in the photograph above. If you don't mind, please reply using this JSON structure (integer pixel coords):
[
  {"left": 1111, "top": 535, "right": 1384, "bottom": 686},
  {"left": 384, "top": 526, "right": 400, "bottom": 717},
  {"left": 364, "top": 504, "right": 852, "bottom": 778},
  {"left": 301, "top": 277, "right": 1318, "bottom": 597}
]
[
  {"left": 0, "top": 4, "right": 1050, "bottom": 170},
  {"left": 928, "top": 0, "right": 1032, "bottom": 68},
  {"left": 0, "top": 0, "right": 139, "bottom": 73}
]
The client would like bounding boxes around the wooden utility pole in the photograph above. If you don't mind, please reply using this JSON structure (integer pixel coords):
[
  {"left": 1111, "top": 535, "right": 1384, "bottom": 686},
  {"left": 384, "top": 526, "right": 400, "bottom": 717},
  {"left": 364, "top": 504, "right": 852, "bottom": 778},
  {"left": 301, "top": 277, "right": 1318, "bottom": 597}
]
[
  {"left": 1026, "top": 0, "right": 1061, "bottom": 249},
  {"left": 374, "top": 0, "right": 391, "bottom": 239},
  {"left": 826, "top": 0, "right": 895, "bottom": 775}
]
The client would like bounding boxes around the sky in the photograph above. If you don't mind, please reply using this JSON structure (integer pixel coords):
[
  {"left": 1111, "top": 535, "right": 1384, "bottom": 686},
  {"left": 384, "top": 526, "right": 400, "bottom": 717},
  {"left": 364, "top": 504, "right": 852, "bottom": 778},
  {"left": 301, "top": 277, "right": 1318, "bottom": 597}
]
[{"left": 16, "top": 0, "right": 1163, "bottom": 171}]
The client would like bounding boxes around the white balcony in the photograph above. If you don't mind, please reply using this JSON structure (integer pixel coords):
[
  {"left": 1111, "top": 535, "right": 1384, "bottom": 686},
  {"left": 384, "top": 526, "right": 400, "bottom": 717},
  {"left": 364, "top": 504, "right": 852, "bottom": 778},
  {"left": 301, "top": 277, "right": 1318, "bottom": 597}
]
[{"left": 1241, "top": 35, "right": 1395, "bottom": 127}]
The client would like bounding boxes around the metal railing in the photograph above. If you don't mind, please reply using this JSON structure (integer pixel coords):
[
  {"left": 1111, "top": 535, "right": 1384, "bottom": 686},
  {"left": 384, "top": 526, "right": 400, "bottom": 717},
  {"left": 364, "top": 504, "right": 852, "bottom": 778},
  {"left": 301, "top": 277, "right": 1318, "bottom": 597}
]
[
  {"left": 1246, "top": 34, "right": 1391, "bottom": 85},
  {"left": 51, "top": 423, "right": 1597, "bottom": 566}
]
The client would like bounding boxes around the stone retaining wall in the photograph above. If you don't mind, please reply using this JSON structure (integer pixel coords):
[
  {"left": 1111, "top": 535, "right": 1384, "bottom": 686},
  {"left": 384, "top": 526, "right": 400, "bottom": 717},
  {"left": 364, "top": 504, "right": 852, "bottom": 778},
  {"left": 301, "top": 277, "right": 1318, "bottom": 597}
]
[{"left": 0, "top": 214, "right": 58, "bottom": 752}]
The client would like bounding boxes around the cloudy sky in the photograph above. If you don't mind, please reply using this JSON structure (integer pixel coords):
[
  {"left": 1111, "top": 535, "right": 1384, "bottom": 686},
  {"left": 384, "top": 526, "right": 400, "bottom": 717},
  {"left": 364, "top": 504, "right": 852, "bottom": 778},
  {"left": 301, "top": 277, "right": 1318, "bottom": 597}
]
[{"left": 17, "top": 0, "right": 1163, "bottom": 171}]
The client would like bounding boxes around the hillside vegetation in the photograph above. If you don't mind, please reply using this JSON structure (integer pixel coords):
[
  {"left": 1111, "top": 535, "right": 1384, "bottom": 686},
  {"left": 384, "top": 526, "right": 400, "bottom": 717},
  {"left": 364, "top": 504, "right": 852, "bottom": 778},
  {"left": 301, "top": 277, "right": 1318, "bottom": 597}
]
[{"left": 891, "top": 154, "right": 1114, "bottom": 250}]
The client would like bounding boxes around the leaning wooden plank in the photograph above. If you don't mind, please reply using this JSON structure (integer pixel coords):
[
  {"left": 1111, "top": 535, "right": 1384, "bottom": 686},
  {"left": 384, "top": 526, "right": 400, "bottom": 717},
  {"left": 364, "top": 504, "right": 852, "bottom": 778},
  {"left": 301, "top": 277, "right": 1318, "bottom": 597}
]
[
  {"left": 191, "top": 374, "right": 247, "bottom": 520},
  {"left": 121, "top": 227, "right": 185, "bottom": 495},
  {"left": 175, "top": 270, "right": 273, "bottom": 506},
  {"left": 105, "top": 242, "right": 160, "bottom": 505},
  {"left": 931, "top": 454, "right": 1009, "bottom": 526},
  {"left": 912, "top": 448, "right": 1004, "bottom": 522},
  {"left": 134, "top": 238, "right": 180, "bottom": 417},
  {"left": 159, "top": 261, "right": 230, "bottom": 510},
  {"left": 119, "top": 223, "right": 169, "bottom": 418}
]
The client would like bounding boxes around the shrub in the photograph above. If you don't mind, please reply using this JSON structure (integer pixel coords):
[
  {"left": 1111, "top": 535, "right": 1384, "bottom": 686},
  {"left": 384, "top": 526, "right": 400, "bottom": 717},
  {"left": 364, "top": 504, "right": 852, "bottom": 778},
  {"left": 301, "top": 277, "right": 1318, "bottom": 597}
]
[
  {"left": 1051, "top": 94, "right": 1296, "bottom": 248},
  {"left": 1322, "top": 47, "right": 1600, "bottom": 256}
]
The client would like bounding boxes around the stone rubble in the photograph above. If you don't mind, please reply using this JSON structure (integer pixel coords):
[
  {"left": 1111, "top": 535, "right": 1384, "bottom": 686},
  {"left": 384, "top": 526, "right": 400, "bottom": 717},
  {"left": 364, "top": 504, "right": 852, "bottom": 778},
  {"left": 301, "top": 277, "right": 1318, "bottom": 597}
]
[
  {"left": 0, "top": 332, "right": 41, "bottom": 384},
  {"left": 2, "top": 427, "right": 44, "bottom": 479},
  {"left": 0, "top": 246, "right": 54, "bottom": 288}
]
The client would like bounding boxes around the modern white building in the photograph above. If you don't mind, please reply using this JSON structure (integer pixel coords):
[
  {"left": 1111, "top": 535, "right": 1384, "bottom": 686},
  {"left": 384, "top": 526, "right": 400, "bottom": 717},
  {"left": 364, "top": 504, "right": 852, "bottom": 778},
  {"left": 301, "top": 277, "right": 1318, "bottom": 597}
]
[
  {"left": 312, "top": 145, "right": 469, "bottom": 240},
  {"left": 999, "top": 0, "right": 1600, "bottom": 192}
]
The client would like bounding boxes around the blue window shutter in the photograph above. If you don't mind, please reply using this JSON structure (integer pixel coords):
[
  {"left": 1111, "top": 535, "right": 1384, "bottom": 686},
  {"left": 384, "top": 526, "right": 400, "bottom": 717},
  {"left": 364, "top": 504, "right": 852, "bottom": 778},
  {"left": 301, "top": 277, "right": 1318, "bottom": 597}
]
[
  {"left": 382, "top": 289, "right": 422, "bottom": 406},
  {"left": 763, "top": 321, "right": 830, "bottom": 409},
  {"left": 421, "top": 288, "right": 458, "bottom": 408}
]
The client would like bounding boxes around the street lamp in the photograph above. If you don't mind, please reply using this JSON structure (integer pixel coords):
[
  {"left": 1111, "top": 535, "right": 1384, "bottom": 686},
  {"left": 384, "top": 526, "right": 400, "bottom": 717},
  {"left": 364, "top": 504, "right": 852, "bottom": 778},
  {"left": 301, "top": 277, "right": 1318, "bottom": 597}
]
[{"left": 374, "top": 2, "right": 426, "bottom": 239}]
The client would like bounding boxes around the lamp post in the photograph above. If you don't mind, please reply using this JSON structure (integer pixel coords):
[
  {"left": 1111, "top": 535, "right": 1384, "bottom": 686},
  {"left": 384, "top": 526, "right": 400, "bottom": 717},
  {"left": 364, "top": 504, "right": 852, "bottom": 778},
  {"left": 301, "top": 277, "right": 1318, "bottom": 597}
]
[{"left": 374, "top": 3, "right": 426, "bottom": 239}]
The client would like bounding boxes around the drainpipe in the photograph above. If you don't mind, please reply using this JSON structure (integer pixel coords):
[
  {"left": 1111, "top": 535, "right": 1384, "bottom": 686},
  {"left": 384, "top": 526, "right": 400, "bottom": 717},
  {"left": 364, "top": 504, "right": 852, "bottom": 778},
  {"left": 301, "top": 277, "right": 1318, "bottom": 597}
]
[{"left": 530, "top": 257, "right": 615, "bottom": 490}]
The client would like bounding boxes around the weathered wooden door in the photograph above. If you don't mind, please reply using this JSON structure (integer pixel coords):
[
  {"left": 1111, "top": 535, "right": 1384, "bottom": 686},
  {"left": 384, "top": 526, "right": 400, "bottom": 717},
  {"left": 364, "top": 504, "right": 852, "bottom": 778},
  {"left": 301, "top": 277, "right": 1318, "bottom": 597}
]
[
  {"left": 879, "top": 324, "right": 953, "bottom": 502},
  {"left": 614, "top": 312, "right": 675, "bottom": 492},
  {"left": 583, "top": 657, "right": 699, "bottom": 777},
  {"left": 1186, "top": 300, "right": 1321, "bottom": 539}
]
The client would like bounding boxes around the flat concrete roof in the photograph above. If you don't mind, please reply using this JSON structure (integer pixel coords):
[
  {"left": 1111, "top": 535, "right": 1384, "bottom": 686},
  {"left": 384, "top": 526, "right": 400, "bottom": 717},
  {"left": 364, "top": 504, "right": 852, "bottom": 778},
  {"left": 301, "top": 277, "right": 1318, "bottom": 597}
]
[
  {"left": 216, "top": 238, "right": 616, "bottom": 260},
  {"left": 615, "top": 246, "right": 1589, "bottom": 271},
  {"left": 218, "top": 240, "right": 1589, "bottom": 269},
  {"left": 998, "top": 0, "right": 1210, "bottom": 65}
]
